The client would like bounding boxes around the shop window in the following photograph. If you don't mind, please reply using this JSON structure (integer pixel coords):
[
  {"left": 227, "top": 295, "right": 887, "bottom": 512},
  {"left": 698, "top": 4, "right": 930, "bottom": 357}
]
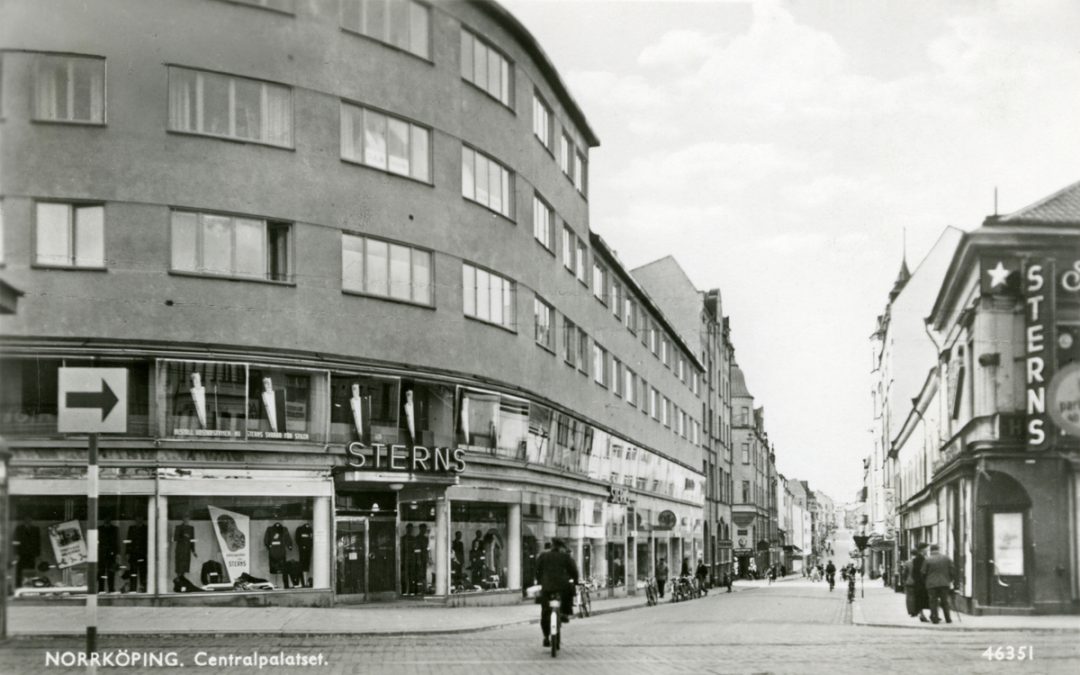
[
  {"left": 452, "top": 502, "right": 509, "bottom": 592},
  {"left": 162, "top": 360, "right": 247, "bottom": 439},
  {"left": 167, "top": 496, "right": 322, "bottom": 592},
  {"left": 399, "top": 379, "right": 455, "bottom": 447},
  {"left": 329, "top": 374, "right": 399, "bottom": 444},
  {"left": 12, "top": 495, "right": 149, "bottom": 594},
  {"left": 400, "top": 503, "right": 436, "bottom": 595},
  {"left": 246, "top": 367, "right": 327, "bottom": 441},
  {"left": 525, "top": 403, "right": 553, "bottom": 465},
  {"left": 457, "top": 387, "right": 528, "bottom": 460}
]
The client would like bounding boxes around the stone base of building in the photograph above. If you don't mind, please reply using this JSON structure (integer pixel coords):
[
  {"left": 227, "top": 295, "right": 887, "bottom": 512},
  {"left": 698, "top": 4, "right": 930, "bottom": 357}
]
[{"left": 13, "top": 589, "right": 334, "bottom": 608}]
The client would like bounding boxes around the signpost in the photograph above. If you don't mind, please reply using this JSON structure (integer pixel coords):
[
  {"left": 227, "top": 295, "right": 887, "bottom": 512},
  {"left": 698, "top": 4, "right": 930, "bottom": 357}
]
[{"left": 58, "top": 368, "right": 127, "bottom": 658}]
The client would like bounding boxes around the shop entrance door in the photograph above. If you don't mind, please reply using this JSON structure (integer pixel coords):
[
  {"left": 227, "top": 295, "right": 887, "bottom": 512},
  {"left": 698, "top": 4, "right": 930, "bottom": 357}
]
[
  {"left": 336, "top": 517, "right": 368, "bottom": 597},
  {"left": 367, "top": 519, "right": 397, "bottom": 597}
]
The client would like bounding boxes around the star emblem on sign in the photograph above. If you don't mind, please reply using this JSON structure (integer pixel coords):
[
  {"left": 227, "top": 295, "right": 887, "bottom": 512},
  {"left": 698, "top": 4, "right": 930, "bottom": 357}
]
[{"left": 986, "top": 261, "right": 1012, "bottom": 288}]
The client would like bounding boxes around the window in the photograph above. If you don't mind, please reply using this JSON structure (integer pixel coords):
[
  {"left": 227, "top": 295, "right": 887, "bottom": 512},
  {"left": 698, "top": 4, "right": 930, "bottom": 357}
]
[
  {"left": 32, "top": 54, "right": 105, "bottom": 124},
  {"left": 677, "top": 357, "right": 685, "bottom": 381},
  {"left": 612, "top": 281, "right": 623, "bottom": 320},
  {"left": 534, "top": 296, "right": 553, "bottom": 350},
  {"left": 341, "top": 102, "right": 430, "bottom": 181},
  {"left": 340, "top": 0, "right": 430, "bottom": 60},
  {"left": 649, "top": 323, "right": 658, "bottom": 354},
  {"left": 592, "top": 262, "right": 607, "bottom": 303},
  {"left": 460, "top": 28, "right": 512, "bottom": 107},
  {"left": 34, "top": 202, "right": 104, "bottom": 268},
  {"left": 170, "top": 209, "right": 290, "bottom": 281},
  {"left": 624, "top": 368, "right": 636, "bottom": 405},
  {"left": 641, "top": 379, "right": 649, "bottom": 415},
  {"left": 649, "top": 389, "right": 658, "bottom": 420},
  {"left": 563, "top": 319, "right": 577, "bottom": 366},
  {"left": 625, "top": 298, "right": 636, "bottom": 333},
  {"left": 462, "top": 146, "right": 513, "bottom": 217},
  {"left": 593, "top": 344, "right": 607, "bottom": 387},
  {"left": 462, "top": 263, "right": 515, "bottom": 330},
  {"left": 741, "top": 443, "right": 750, "bottom": 464},
  {"left": 168, "top": 67, "right": 291, "bottom": 147},
  {"left": 661, "top": 336, "right": 670, "bottom": 366},
  {"left": 560, "top": 133, "right": 572, "bottom": 176},
  {"left": 574, "top": 150, "right": 587, "bottom": 195},
  {"left": 575, "top": 240, "right": 587, "bottom": 285},
  {"left": 578, "top": 330, "right": 590, "bottom": 375},
  {"left": 532, "top": 194, "right": 554, "bottom": 251},
  {"left": 532, "top": 91, "right": 552, "bottom": 149},
  {"left": 0, "top": 201, "right": 4, "bottom": 264},
  {"left": 612, "top": 358, "right": 623, "bottom": 396},
  {"left": 742, "top": 481, "right": 750, "bottom": 503},
  {"left": 637, "top": 477, "right": 647, "bottom": 490},
  {"left": 562, "top": 225, "right": 575, "bottom": 272},
  {"left": 341, "top": 233, "right": 431, "bottom": 304},
  {"left": 225, "top": 0, "right": 295, "bottom": 12}
]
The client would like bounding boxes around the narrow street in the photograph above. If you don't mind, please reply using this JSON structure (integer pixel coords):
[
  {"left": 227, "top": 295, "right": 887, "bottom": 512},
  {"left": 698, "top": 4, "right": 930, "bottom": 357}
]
[{"left": 2, "top": 582, "right": 1075, "bottom": 675}]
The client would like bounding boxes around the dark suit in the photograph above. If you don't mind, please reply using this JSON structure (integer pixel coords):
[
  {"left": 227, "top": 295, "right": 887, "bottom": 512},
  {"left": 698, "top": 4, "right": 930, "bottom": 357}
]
[
  {"left": 923, "top": 551, "right": 955, "bottom": 623},
  {"left": 535, "top": 549, "right": 579, "bottom": 639}
]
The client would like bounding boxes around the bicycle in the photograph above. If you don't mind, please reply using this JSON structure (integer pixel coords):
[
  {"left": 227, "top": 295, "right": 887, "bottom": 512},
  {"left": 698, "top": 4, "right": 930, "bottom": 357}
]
[
  {"left": 667, "top": 578, "right": 681, "bottom": 602},
  {"left": 548, "top": 595, "right": 562, "bottom": 657},
  {"left": 576, "top": 582, "right": 592, "bottom": 618},
  {"left": 644, "top": 577, "right": 659, "bottom": 606},
  {"left": 847, "top": 579, "right": 856, "bottom": 603}
]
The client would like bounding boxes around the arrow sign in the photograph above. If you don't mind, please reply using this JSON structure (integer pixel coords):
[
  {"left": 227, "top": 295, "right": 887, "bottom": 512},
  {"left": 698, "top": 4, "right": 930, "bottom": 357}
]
[
  {"left": 58, "top": 368, "right": 127, "bottom": 434},
  {"left": 65, "top": 380, "right": 119, "bottom": 420}
]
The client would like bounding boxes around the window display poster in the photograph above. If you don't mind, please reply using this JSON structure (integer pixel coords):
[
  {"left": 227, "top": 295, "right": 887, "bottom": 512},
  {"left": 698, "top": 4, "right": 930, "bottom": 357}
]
[
  {"left": 992, "top": 512, "right": 1024, "bottom": 576},
  {"left": 209, "top": 506, "right": 250, "bottom": 583},
  {"left": 48, "top": 520, "right": 87, "bottom": 569}
]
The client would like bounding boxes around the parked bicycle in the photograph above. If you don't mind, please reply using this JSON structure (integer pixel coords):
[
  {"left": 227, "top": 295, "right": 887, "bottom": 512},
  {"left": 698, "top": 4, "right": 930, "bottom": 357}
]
[
  {"left": 644, "top": 577, "right": 659, "bottom": 606},
  {"left": 576, "top": 582, "right": 592, "bottom": 618}
]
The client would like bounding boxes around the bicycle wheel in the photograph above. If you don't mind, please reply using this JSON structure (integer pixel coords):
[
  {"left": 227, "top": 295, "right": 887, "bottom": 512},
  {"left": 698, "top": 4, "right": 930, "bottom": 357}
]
[
  {"left": 583, "top": 589, "right": 592, "bottom": 617},
  {"left": 551, "top": 613, "right": 560, "bottom": 657}
]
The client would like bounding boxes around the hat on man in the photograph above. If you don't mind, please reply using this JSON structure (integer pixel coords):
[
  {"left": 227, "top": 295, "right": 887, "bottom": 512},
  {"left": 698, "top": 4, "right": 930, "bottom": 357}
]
[{"left": 929, "top": 544, "right": 941, "bottom": 552}]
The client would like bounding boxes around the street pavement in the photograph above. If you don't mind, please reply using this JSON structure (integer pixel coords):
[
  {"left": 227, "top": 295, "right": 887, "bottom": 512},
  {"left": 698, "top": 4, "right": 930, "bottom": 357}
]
[{"left": 1, "top": 580, "right": 1076, "bottom": 675}]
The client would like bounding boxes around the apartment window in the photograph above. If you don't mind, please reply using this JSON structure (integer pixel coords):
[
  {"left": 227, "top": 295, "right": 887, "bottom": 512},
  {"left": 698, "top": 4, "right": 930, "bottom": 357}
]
[
  {"left": 661, "top": 337, "right": 670, "bottom": 366},
  {"left": 562, "top": 225, "right": 575, "bottom": 272},
  {"left": 340, "top": 103, "right": 430, "bottom": 181},
  {"left": 532, "top": 91, "right": 552, "bottom": 149},
  {"left": 612, "top": 358, "right": 623, "bottom": 396},
  {"left": 171, "top": 209, "right": 290, "bottom": 281},
  {"left": 624, "top": 475, "right": 633, "bottom": 487},
  {"left": 610, "top": 472, "right": 619, "bottom": 484},
  {"left": 340, "top": 0, "right": 430, "bottom": 59},
  {"left": 679, "top": 410, "right": 687, "bottom": 437},
  {"left": 592, "top": 262, "right": 607, "bottom": 303},
  {"left": 532, "top": 194, "right": 554, "bottom": 251},
  {"left": 563, "top": 319, "right": 577, "bottom": 366},
  {"left": 462, "top": 263, "right": 515, "bottom": 329},
  {"left": 34, "top": 202, "right": 104, "bottom": 268},
  {"left": 574, "top": 150, "right": 588, "bottom": 195},
  {"left": 742, "top": 481, "right": 750, "bottom": 503},
  {"left": 592, "top": 344, "right": 608, "bottom": 387},
  {"left": 641, "top": 379, "right": 649, "bottom": 415},
  {"left": 534, "top": 296, "right": 553, "bottom": 350},
  {"left": 636, "top": 477, "right": 647, "bottom": 491},
  {"left": 624, "top": 368, "right": 636, "bottom": 405},
  {"left": 560, "top": 133, "right": 572, "bottom": 176},
  {"left": 575, "top": 241, "right": 587, "bottom": 285},
  {"left": 741, "top": 443, "right": 750, "bottom": 464},
  {"left": 32, "top": 54, "right": 105, "bottom": 124},
  {"left": 662, "top": 396, "right": 671, "bottom": 426},
  {"left": 578, "top": 330, "right": 590, "bottom": 375},
  {"left": 462, "top": 146, "right": 513, "bottom": 217},
  {"left": 677, "top": 356, "right": 685, "bottom": 381},
  {"left": 341, "top": 233, "right": 431, "bottom": 304},
  {"left": 611, "top": 281, "right": 623, "bottom": 320},
  {"left": 625, "top": 298, "right": 636, "bottom": 333},
  {"left": 460, "top": 28, "right": 512, "bottom": 107},
  {"left": 649, "top": 323, "right": 658, "bottom": 354},
  {"left": 649, "top": 387, "right": 658, "bottom": 419},
  {"left": 168, "top": 67, "right": 292, "bottom": 147}
]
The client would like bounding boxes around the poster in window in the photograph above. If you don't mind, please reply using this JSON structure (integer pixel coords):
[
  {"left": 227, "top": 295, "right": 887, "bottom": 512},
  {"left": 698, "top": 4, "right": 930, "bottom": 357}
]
[
  {"left": 208, "top": 506, "right": 250, "bottom": 584},
  {"left": 992, "top": 512, "right": 1024, "bottom": 576},
  {"left": 48, "top": 520, "right": 88, "bottom": 569}
]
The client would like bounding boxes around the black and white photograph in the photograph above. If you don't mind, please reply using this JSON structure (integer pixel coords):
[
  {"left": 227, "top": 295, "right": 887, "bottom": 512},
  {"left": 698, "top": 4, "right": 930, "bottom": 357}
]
[{"left": 0, "top": 0, "right": 1078, "bottom": 673}]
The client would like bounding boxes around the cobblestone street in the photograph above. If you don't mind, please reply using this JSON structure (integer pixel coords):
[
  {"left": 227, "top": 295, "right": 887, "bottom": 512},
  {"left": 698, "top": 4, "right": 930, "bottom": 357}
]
[{"left": 2, "top": 583, "right": 1076, "bottom": 675}]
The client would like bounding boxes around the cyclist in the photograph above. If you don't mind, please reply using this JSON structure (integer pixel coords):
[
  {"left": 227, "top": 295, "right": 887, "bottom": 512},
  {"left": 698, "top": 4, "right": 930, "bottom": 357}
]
[
  {"left": 825, "top": 560, "right": 836, "bottom": 591},
  {"left": 535, "top": 538, "right": 579, "bottom": 648}
]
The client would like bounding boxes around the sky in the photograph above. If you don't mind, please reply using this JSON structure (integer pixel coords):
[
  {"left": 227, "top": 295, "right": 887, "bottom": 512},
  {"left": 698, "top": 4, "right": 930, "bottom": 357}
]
[{"left": 502, "top": 0, "right": 1080, "bottom": 502}]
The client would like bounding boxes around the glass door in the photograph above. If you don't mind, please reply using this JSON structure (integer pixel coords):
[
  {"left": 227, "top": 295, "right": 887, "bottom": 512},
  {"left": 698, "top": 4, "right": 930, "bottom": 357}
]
[{"left": 335, "top": 517, "right": 367, "bottom": 596}]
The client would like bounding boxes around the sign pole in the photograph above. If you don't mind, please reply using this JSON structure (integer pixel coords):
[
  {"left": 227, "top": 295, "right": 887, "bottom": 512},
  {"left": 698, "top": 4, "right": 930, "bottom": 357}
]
[{"left": 86, "top": 433, "right": 98, "bottom": 656}]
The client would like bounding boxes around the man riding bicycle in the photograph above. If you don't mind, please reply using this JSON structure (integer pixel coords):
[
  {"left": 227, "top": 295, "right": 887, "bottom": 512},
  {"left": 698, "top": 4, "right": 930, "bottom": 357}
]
[
  {"left": 825, "top": 560, "right": 836, "bottom": 591},
  {"left": 535, "top": 538, "right": 579, "bottom": 648}
]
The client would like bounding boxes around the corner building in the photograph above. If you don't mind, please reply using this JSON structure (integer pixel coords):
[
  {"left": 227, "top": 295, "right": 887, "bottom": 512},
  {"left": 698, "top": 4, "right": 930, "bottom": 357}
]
[{"left": 0, "top": 0, "right": 707, "bottom": 605}]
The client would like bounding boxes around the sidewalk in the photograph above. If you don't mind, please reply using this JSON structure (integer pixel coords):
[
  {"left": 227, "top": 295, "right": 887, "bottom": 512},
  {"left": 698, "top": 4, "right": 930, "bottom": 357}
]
[
  {"left": 852, "top": 583, "right": 1080, "bottom": 632},
  {"left": 7, "top": 586, "right": 753, "bottom": 638}
]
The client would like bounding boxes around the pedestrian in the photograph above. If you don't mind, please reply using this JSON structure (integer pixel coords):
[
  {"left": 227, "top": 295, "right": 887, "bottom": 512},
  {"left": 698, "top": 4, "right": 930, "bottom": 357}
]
[
  {"left": 695, "top": 558, "right": 708, "bottom": 593},
  {"left": 656, "top": 558, "right": 669, "bottom": 598},
  {"left": 923, "top": 544, "right": 955, "bottom": 624},
  {"left": 904, "top": 544, "right": 930, "bottom": 623},
  {"left": 535, "top": 538, "right": 579, "bottom": 648}
]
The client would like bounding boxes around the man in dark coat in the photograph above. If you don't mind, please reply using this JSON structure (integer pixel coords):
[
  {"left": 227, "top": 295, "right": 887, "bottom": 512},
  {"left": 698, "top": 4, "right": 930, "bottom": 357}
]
[
  {"left": 535, "top": 538, "right": 579, "bottom": 648},
  {"left": 905, "top": 543, "right": 930, "bottom": 622},
  {"left": 656, "top": 558, "right": 669, "bottom": 598},
  {"left": 923, "top": 544, "right": 955, "bottom": 624}
]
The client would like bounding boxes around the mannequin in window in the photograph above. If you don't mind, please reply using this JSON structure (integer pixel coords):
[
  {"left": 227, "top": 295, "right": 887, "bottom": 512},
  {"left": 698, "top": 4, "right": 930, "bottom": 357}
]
[
  {"left": 413, "top": 523, "right": 430, "bottom": 594},
  {"left": 126, "top": 514, "right": 148, "bottom": 592},
  {"left": 264, "top": 522, "right": 293, "bottom": 587},
  {"left": 189, "top": 372, "right": 207, "bottom": 429},
  {"left": 99, "top": 516, "right": 120, "bottom": 593},
  {"left": 349, "top": 383, "right": 365, "bottom": 441},
  {"left": 400, "top": 523, "right": 416, "bottom": 595},
  {"left": 403, "top": 388, "right": 416, "bottom": 446},
  {"left": 13, "top": 516, "right": 41, "bottom": 587},
  {"left": 295, "top": 521, "right": 313, "bottom": 587},
  {"left": 469, "top": 530, "right": 485, "bottom": 586},
  {"left": 173, "top": 513, "right": 197, "bottom": 582},
  {"left": 261, "top": 377, "right": 278, "bottom": 433},
  {"left": 451, "top": 530, "right": 465, "bottom": 589}
]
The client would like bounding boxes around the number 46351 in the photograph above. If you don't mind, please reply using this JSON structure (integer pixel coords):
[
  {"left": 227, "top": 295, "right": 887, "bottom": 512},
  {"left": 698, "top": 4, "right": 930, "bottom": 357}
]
[{"left": 983, "top": 646, "right": 1033, "bottom": 661}]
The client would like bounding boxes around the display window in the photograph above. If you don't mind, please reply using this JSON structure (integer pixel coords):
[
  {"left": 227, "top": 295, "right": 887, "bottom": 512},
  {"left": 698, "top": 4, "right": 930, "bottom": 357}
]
[
  {"left": 11, "top": 495, "right": 150, "bottom": 594},
  {"left": 456, "top": 388, "right": 528, "bottom": 460},
  {"left": 246, "top": 366, "right": 327, "bottom": 441},
  {"left": 452, "top": 502, "right": 509, "bottom": 592},
  {"left": 525, "top": 403, "right": 554, "bottom": 465},
  {"left": 399, "top": 501, "right": 436, "bottom": 595},
  {"left": 162, "top": 360, "right": 247, "bottom": 439},
  {"left": 330, "top": 374, "right": 399, "bottom": 445},
  {"left": 400, "top": 380, "right": 455, "bottom": 448},
  {"left": 0, "top": 358, "right": 150, "bottom": 436},
  {"left": 166, "top": 496, "right": 322, "bottom": 593}
]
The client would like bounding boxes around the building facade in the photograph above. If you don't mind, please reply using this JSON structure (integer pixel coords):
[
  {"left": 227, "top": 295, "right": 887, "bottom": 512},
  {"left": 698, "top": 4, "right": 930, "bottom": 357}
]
[{"left": 0, "top": 0, "right": 711, "bottom": 605}]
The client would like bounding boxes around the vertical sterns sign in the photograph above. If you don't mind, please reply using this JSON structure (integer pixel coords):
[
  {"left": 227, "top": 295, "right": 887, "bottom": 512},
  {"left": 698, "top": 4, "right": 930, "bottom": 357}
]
[{"left": 1024, "top": 259, "right": 1055, "bottom": 448}]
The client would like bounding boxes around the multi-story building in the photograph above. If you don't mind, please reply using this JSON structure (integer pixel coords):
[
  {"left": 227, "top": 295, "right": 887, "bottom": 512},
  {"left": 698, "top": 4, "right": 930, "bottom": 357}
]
[
  {"left": 0, "top": 0, "right": 709, "bottom": 606},
  {"left": 892, "top": 181, "right": 1080, "bottom": 615},
  {"left": 730, "top": 366, "right": 774, "bottom": 575}
]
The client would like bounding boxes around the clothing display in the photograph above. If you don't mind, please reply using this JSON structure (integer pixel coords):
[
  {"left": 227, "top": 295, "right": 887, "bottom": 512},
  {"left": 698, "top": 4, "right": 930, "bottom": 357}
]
[
  {"left": 173, "top": 574, "right": 202, "bottom": 593},
  {"left": 201, "top": 559, "right": 224, "bottom": 585},
  {"left": 173, "top": 522, "right": 196, "bottom": 575},
  {"left": 126, "top": 521, "right": 149, "bottom": 592},
  {"left": 295, "top": 523, "right": 313, "bottom": 573},
  {"left": 264, "top": 523, "right": 293, "bottom": 575},
  {"left": 98, "top": 522, "right": 120, "bottom": 592},
  {"left": 400, "top": 531, "right": 415, "bottom": 594},
  {"left": 13, "top": 522, "right": 41, "bottom": 587},
  {"left": 284, "top": 559, "right": 303, "bottom": 589}
]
